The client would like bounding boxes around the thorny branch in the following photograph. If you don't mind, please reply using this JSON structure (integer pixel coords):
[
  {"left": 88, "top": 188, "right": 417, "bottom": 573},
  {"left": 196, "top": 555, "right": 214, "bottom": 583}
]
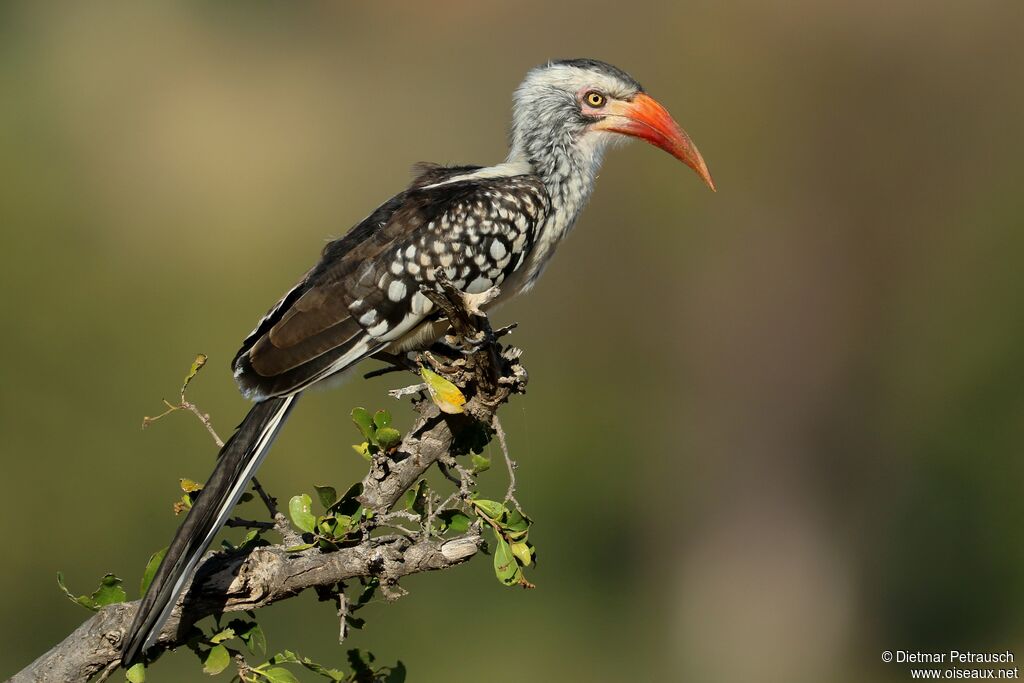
[{"left": 10, "top": 284, "right": 528, "bottom": 683}]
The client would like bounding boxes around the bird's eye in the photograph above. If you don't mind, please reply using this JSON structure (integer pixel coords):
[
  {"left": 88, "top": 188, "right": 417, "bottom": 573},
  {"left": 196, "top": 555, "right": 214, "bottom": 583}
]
[{"left": 584, "top": 91, "right": 606, "bottom": 108}]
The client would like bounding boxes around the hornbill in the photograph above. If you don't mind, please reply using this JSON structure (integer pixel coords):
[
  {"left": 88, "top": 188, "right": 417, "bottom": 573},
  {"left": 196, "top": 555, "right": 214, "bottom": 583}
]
[{"left": 121, "top": 58, "right": 714, "bottom": 665}]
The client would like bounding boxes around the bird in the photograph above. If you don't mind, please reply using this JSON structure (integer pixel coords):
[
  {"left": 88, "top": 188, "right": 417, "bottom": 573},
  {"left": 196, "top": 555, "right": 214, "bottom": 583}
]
[{"left": 121, "top": 57, "right": 714, "bottom": 665}]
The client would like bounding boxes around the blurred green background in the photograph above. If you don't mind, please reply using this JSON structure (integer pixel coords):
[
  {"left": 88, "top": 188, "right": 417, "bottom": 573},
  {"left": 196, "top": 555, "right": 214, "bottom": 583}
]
[{"left": 2, "top": 1, "right": 1023, "bottom": 681}]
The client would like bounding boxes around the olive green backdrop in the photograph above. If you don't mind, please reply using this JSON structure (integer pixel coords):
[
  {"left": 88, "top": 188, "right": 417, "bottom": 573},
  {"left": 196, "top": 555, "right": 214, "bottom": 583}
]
[{"left": 2, "top": 1, "right": 1023, "bottom": 681}]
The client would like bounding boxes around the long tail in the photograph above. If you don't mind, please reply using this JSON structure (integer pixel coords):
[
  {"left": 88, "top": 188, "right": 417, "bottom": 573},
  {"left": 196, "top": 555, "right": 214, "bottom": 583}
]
[{"left": 121, "top": 394, "right": 299, "bottom": 665}]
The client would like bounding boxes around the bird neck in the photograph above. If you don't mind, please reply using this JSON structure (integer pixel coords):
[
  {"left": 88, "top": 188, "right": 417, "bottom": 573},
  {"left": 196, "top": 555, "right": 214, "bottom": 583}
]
[{"left": 506, "top": 132, "right": 606, "bottom": 221}]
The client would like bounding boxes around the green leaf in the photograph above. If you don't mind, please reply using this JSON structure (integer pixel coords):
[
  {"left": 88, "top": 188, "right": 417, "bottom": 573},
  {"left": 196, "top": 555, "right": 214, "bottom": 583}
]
[
  {"left": 372, "top": 409, "right": 392, "bottom": 429},
  {"left": 284, "top": 542, "right": 316, "bottom": 553},
  {"left": 288, "top": 494, "right": 316, "bottom": 533},
  {"left": 269, "top": 649, "right": 300, "bottom": 664},
  {"left": 209, "top": 627, "right": 235, "bottom": 644},
  {"left": 56, "top": 572, "right": 126, "bottom": 610},
  {"left": 332, "top": 482, "right": 364, "bottom": 515},
  {"left": 350, "top": 407, "right": 375, "bottom": 441},
  {"left": 181, "top": 353, "right": 208, "bottom": 395},
  {"left": 347, "top": 649, "right": 376, "bottom": 675},
  {"left": 493, "top": 538, "right": 521, "bottom": 586},
  {"left": 352, "top": 442, "right": 372, "bottom": 462},
  {"left": 510, "top": 541, "right": 533, "bottom": 567},
  {"left": 228, "top": 619, "right": 266, "bottom": 656},
  {"left": 202, "top": 644, "right": 230, "bottom": 675},
  {"left": 374, "top": 426, "right": 402, "bottom": 450},
  {"left": 176, "top": 493, "right": 193, "bottom": 514},
  {"left": 472, "top": 499, "right": 505, "bottom": 521},
  {"left": 470, "top": 452, "right": 491, "bottom": 473},
  {"left": 334, "top": 514, "right": 353, "bottom": 535},
  {"left": 438, "top": 510, "right": 472, "bottom": 534},
  {"left": 92, "top": 574, "right": 127, "bottom": 607},
  {"left": 354, "top": 578, "right": 379, "bottom": 608},
  {"left": 238, "top": 529, "right": 264, "bottom": 549},
  {"left": 297, "top": 658, "right": 347, "bottom": 681},
  {"left": 262, "top": 667, "right": 300, "bottom": 683},
  {"left": 57, "top": 572, "right": 96, "bottom": 611},
  {"left": 314, "top": 485, "right": 338, "bottom": 509},
  {"left": 401, "top": 480, "right": 428, "bottom": 515},
  {"left": 386, "top": 661, "right": 407, "bottom": 683},
  {"left": 126, "top": 662, "right": 146, "bottom": 683},
  {"left": 503, "top": 508, "right": 531, "bottom": 540},
  {"left": 246, "top": 622, "right": 267, "bottom": 656}
]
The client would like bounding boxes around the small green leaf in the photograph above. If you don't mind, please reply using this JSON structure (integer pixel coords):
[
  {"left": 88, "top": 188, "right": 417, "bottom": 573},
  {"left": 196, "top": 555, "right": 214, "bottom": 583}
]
[
  {"left": 262, "top": 667, "right": 301, "bottom": 683},
  {"left": 92, "top": 574, "right": 127, "bottom": 607},
  {"left": 314, "top": 485, "right": 338, "bottom": 509},
  {"left": 332, "top": 482, "right": 364, "bottom": 515},
  {"left": 351, "top": 408, "right": 375, "bottom": 441},
  {"left": 288, "top": 494, "right": 316, "bottom": 533},
  {"left": 352, "top": 442, "right": 372, "bottom": 462},
  {"left": 470, "top": 452, "right": 491, "bottom": 473},
  {"left": 401, "top": 480, "right": 428, "bottom": 515},
  {"left": 246, "top": 622, "right": 267, "bottom": 656},
  {"left": 438, "top": 510, "right": 472, "bottom": 533},
  {"left": 493, "top": 543, "right": 521, "bottom": 586},
  {"left": 270, "top": 650, "right": 301, "bottom": 664},
  {"left": 335, "top": 514, "right": 354, "bottom": 535},
  {"left": 510, "top": 541, "right": 533, "bottom": 567},
  {"left": 181, "top": 353, "right": 208, "bottom": 395},
  {"left": 298, "top": 657, "right": 348, "bottom": 680},
  {"left": 472, "top": 499, "right": 506, "bottom": 521},
  {"left": 374, "top": 426, "right": 402, "bottom": 450},
  {"left": 354, "top": 578, "right": 378, "bottom": 608},
  {"left": 240, "top": 528, "right": 266, "bottom": 549},
  {"left": 57, "top": 572, "right": 95, "bottom": 610},
  {"left": 209, "top": 627, "right": 235, "bottom": 644},
  {"left": 126, "top": 662, "right": 146, "bottom": 683},
  {"left": 202, "top": 644, "right": 230, "bottom": 675},
  {"left": 503, "top": 508, "right": 531, "bottom": 540},
  {"left": 372, "top": 409, "right": 392, "bottom": 428},
  {"left": 140, "top": 548, "right": 167, "bottom": 597},
  {"left": 347, "top": 649, "right": 376, "bottom": 674},
  {"left": 57, "top": 573, "right": 126, "bottom": 610},
  {"left": 284, "top": 542, "right": 316, "bottom": 552},
  {"left": 386, "top": 661, "right": 407, "bottom": 683},
  {"left": 175, "top": 493, "right": 193, "bottom": 514}
]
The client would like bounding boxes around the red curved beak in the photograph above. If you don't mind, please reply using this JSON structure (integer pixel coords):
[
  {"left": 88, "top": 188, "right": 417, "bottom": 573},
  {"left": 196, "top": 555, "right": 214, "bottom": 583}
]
[{"left": 593, "top": 92, "right": 716, "bottom": 192}]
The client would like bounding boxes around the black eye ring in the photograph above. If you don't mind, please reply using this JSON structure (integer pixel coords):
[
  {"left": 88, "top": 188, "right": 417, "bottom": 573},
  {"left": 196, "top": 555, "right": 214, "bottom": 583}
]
[{"left": 584, "top": 91, "right": 606, "bottom": 108}]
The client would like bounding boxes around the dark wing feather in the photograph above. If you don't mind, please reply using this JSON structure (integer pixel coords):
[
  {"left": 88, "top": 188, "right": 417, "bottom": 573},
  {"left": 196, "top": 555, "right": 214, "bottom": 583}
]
[{"left": 233, "top": 165, "right": 548, "bottom": 400}]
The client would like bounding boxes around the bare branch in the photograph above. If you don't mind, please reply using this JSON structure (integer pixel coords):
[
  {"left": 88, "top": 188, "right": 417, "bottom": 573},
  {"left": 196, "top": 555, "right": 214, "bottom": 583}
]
[
  {"left": 225, "top": 518, "right": 276, "bottom": 531},
  {"left": 492, "top": 415, "right": 519, "bottom": 507}
]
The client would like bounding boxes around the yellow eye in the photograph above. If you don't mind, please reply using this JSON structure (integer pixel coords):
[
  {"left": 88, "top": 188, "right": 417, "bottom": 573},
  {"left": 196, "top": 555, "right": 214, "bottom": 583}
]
[{"left": 585, "top": 91, "right": 606, "bottom": 108}]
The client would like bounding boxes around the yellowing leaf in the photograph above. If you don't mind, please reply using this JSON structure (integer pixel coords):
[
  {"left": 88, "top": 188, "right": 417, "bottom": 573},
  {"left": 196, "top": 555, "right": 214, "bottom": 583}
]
[
  {"left": 181, "top": 353, "right": 208, "bottom": 395},
  {"left": 420, "top": 367, "right": 466, "bottom": 414},
  {"left": 511, "top": 541, "right": 533, "bottom": 567},
  {"left": 126, "top": 662, "right": 146, "bottom": 683}
]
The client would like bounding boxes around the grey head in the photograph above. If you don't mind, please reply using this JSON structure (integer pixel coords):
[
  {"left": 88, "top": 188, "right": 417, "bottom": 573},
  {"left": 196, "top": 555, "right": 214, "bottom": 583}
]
[{"left": 507, "top": 58, "right": 715, "bottom": 192}]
